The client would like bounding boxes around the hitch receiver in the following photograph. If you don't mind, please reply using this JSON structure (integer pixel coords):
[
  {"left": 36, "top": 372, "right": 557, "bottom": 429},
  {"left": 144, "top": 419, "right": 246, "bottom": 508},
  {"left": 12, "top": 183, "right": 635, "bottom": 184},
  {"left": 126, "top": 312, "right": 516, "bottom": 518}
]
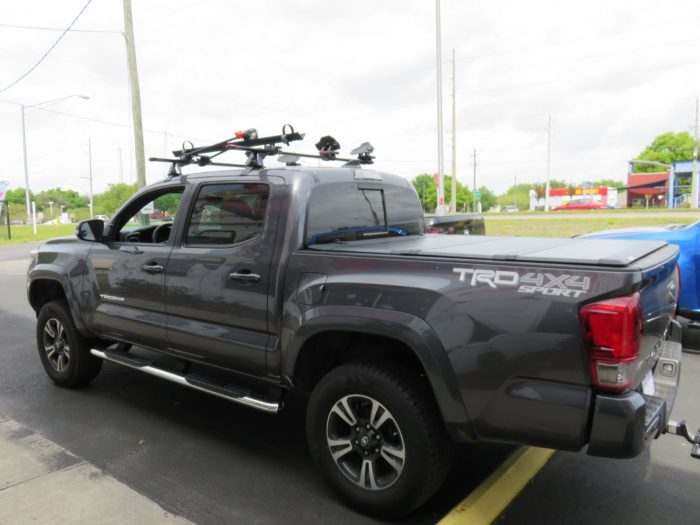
[{"left": 666, "top": 420, "right": 700, "bottom": 459}]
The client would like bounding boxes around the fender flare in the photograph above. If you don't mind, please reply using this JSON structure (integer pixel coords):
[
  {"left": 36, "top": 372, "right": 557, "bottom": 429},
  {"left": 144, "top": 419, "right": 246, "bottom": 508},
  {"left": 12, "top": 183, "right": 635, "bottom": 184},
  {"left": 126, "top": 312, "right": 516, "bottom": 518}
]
[
  {"left": 28, "top": 266, "right": 87, "bottom": 333},
  {"left": 283, "top": 305, "right": 473, "bottom": 434}
]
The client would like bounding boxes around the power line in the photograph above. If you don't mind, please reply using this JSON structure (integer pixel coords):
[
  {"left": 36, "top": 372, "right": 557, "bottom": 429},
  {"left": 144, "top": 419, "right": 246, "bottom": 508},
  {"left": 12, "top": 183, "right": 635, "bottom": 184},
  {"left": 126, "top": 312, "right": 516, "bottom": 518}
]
[
  {"left": 0, "top": 22, "right": 121, "bottom": 34},
  {"left": 0, "top": 97, "right": 210, "bottom": 144},
  {"left": 0, "top": 0, "right": 95, "bottom": 93}
]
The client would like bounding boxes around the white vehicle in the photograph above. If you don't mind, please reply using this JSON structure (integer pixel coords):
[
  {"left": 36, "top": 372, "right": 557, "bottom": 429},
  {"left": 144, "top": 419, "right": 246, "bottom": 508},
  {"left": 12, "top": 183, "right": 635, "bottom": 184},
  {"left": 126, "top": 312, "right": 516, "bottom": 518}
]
[{"left": 94, "top": 215, "right": 110, "bottom": 222}]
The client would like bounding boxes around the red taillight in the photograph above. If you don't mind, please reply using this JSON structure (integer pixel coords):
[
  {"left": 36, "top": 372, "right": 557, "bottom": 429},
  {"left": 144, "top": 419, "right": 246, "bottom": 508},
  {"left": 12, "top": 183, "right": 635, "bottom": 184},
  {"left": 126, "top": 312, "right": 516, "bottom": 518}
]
[
  {"left": 427, "top": 228, "right": 440, "bottom": 234},
  {"left": 580, "top": 292, "right": 642, "bottom": 391},
  {"left": 235, "top": 130, "right": 245, "bottom": 139}
]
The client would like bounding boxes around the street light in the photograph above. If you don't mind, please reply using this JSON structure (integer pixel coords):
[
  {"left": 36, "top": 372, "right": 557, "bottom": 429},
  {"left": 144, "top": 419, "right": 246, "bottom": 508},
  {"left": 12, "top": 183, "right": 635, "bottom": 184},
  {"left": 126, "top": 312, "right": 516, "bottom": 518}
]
[{"left": 21, "top": 94, "right": 90, "bottom": 224}]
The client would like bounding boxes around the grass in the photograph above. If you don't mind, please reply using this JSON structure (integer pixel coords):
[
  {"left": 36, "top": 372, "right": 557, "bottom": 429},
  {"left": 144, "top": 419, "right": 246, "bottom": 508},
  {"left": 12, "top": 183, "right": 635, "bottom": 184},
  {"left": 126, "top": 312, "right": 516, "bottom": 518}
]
[
  {"left": 0, "top": 224, "right": 76, "bottom": 246},
  {"left": 485, "top": 216, "right": 699, "bottom": 237}
]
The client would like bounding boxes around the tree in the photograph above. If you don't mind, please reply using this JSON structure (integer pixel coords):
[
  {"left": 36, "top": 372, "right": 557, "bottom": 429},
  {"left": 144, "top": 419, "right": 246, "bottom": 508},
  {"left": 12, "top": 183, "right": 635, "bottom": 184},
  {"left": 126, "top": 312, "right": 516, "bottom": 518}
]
[
  {"left": 411, "top": 174, "right": 473, "bottom": 212},
  {"left": 477, "top": 185, "right": 497, "bottom": 211},
  {"left": 549, "top": 179, "right": 567, "bottom": 189},
  {"left": 566, "top": 183, "right": 577, "bottom": 197},
  {"left": 34, "top": 188, "right": 88, "bottom": 211},
  {"left": 94, "top": 183, "right": 139, "bottom": 215},
  {"left": 590, "top": 179, "right": 625, "bottom": 189},
  {"left": 412, "top": 174, "right": 436, "bottom": 211},
  {"left": 497, "top": 183, "right": 532, "bottom": 210},
  {"left": 4, "top": 187, "right": 34, "bottom": 205},
  {"left": 634, "top": 131, "right": 694, "bottom": 172},
  {"left": 533, "top": 183, "right": 545, "bottom": 199}
]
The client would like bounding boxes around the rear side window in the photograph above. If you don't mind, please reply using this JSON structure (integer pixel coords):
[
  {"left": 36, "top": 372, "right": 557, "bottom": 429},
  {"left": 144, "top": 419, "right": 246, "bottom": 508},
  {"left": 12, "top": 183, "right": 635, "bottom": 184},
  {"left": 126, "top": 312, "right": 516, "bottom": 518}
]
[
  {"left": 186, "top": 183, "right": 269, "bottom": 246},
  {"left": 306, "top": 182, "right": 424, "bottom": 244}
]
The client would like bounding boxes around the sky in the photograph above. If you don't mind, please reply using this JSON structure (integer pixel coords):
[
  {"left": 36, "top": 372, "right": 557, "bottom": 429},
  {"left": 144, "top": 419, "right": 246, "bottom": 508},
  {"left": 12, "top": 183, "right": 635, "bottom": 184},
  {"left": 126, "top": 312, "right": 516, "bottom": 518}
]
[{"left": 0, "top": 0, "right": 699, "bottom": 198}]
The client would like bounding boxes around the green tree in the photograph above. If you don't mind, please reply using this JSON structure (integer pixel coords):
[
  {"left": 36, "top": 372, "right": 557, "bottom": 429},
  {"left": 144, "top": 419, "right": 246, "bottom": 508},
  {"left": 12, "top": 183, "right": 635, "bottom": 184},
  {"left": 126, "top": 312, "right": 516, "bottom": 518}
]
[
  {"left": 35, "top": 188, "right": 88, "bottom": 211},
  {"left": 94, "top": 183, "right": 139, "bottom": 215},
  {"left": 497, "top": 183, "right": 532, "bottom": 210},
  {"left": 477, "top": 185, "right": 497, "bottom": 212},
  {"left": 411, "top": 174, "right": 473, "bottom": 212},
  {"left": 4, "top": 187, "right": 34, "bottom": 205},
  {"left": 590, "top": 179, "right": 625, "bottom": 189},
  {"left": 634, "top": 131, "right": 694, "bottom": 172},
  {"left": 549, "top": 179, "right": 567, "bottom": 189},
  {"left": 412, "top": 174, "right": 436, "bottom": 211}
]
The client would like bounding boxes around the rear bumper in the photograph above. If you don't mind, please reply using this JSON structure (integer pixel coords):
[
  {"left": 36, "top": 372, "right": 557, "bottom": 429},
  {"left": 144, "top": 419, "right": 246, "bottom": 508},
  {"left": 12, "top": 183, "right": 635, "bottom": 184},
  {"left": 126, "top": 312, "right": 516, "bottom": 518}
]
[{"left": 587, "top": 331, "right": 682, "bottom": 459}]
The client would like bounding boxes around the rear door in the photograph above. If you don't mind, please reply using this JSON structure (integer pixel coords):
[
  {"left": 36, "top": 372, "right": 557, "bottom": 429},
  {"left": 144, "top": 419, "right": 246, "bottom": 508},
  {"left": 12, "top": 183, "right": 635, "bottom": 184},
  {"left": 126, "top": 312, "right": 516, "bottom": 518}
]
[{"left": 164, "top": 176, "right": 282, "bottom": 374}]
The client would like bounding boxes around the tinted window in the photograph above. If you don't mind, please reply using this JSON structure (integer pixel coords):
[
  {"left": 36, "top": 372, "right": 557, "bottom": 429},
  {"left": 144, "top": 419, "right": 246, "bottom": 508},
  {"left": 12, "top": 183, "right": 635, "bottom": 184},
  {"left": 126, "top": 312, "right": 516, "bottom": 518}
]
[
  {"left": 186, "top": 183, "right": 269, "bottom": 246},
  {"left": 306, "top": 182, "right": 424, "bottom": 244}
]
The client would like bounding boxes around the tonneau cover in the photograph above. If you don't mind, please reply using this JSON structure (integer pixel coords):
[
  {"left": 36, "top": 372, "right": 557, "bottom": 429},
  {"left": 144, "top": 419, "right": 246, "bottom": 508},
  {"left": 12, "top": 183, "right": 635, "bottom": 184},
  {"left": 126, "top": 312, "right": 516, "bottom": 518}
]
[{"left": 308, "top": 234, "right": 669, "bottom": 268}]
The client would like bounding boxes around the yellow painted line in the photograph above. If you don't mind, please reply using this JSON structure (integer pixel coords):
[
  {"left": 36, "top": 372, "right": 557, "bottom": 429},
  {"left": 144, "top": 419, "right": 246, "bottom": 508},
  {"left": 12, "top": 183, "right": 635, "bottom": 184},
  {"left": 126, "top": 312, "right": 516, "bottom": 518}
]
[{"left": 437, "top": 446, "right": 555, "bottom": 525}]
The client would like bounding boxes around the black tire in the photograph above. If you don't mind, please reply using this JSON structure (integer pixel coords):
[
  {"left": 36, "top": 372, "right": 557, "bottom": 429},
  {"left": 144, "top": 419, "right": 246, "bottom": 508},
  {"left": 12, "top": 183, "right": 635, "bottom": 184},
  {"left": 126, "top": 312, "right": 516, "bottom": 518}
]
[
  {"left": 306, "top": 361, "right": 452, "bottom": 518},
  {"left": 36, "top": 300, "right": 102, "bottom": 387}
]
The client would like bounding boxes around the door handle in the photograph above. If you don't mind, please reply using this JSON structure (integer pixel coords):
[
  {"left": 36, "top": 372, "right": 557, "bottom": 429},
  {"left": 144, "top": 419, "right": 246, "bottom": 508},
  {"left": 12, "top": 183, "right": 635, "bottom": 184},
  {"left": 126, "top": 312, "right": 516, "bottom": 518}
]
[
  {"left": 142, "top": 263, "right": 165, "bottom": 274},
  {"left": 229, "top": 271, "right": 261, "bottom": 282}
]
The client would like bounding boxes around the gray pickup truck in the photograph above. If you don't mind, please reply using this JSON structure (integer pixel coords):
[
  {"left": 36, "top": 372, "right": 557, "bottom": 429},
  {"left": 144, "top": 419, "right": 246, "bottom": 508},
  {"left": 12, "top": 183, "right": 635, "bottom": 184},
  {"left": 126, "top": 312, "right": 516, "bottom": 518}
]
[{"left": 27, "top": 147, "right": 686, "bottom": 516}]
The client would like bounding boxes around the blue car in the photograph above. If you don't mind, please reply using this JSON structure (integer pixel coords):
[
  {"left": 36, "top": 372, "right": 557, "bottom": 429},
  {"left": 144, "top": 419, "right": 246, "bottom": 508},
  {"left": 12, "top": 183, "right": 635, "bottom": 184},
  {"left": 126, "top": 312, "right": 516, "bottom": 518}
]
[{"left": 582, "top": 221, "right": 700, "bottom": 351}]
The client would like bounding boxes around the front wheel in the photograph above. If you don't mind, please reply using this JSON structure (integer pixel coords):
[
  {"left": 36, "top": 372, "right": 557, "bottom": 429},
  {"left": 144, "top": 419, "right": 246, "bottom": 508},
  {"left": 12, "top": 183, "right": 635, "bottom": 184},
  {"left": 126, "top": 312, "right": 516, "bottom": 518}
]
[
  {"left": 306, "top": 361, "right": 452, "bottom": 517},
  {"left": 36, "top": 300, "right": 102, "bottom": 387}
]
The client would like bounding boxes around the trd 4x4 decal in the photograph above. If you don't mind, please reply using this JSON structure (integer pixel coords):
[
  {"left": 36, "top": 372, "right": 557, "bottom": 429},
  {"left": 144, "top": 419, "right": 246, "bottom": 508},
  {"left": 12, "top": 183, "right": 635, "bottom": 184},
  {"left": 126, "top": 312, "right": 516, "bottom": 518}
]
[{"left": 453, "top": 268, "right": 590, "bottom": 297}]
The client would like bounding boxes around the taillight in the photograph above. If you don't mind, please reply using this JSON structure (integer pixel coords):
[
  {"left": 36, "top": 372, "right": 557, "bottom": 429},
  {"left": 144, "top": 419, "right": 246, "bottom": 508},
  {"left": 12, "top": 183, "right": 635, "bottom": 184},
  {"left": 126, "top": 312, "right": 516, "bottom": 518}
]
[
  {"left": 427, "top": 228, "right": 440, "bottom": 234},
  {"left": 580, "top": 292, "right": 642, "bottom": 392}
]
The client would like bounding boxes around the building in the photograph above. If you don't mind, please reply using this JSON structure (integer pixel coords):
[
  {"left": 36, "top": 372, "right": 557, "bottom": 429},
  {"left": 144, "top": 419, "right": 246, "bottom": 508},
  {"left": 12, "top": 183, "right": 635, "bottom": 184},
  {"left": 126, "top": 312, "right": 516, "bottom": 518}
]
[
  {"left": 626, "top": 172, "right": 668, "bottom": 208},
  {"left": 529, "top": 186, "right": 617, "bottom": 210}
]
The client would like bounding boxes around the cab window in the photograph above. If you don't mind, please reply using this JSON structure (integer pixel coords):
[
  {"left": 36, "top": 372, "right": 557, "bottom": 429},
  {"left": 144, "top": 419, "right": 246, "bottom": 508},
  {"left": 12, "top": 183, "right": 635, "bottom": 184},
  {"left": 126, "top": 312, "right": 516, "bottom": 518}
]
[{"left": 185, "top": 183, "right": 269, "bottom": 246}]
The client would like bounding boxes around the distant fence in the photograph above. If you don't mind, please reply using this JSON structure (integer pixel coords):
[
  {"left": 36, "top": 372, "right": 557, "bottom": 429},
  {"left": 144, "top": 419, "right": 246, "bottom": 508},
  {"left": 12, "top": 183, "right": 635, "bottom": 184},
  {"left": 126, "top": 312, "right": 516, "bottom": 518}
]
[{"left": 0, "top": 201, "right": 10, "bottom": 240}]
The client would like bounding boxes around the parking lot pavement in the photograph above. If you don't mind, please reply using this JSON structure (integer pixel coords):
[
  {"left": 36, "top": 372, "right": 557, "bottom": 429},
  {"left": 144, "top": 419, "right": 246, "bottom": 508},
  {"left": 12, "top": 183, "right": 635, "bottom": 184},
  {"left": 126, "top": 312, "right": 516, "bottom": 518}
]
[
  {"left": 0, "top": 414, "right": 194, "bottom": 524},
  {"left": 0, "top": 246, "right": 512, "bottom": 525},
  {"left": 500, "top": 352, "right": 700, "bottom": 525}
]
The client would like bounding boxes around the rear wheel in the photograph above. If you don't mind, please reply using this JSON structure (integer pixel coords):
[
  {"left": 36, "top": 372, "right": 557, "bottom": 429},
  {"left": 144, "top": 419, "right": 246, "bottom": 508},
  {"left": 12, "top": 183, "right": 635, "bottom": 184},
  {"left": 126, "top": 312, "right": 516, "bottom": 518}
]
[
  {"left": 36, "top": 301, "right": 102, "bottom": 387},
  {"left": 306, "top": 361, "right": 452, "bottom": 517}
]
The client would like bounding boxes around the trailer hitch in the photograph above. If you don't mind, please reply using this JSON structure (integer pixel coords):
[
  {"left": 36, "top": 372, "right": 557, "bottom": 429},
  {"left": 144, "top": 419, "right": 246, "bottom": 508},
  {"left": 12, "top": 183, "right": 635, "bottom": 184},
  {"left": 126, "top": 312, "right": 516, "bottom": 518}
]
[{"left": 666, "top": 420, "right": 700, "bottom": 459}]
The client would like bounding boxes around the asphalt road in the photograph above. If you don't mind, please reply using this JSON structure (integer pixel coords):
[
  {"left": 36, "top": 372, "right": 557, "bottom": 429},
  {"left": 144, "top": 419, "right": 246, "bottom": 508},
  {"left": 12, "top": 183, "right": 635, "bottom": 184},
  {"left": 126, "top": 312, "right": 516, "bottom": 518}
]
[{"left": 0, "top": 242, "right": 510, "bottom": 525}]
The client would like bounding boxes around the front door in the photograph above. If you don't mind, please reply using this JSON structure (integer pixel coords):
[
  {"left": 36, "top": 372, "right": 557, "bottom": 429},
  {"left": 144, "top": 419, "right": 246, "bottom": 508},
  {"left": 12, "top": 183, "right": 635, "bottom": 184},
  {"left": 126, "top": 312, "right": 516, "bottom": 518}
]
[
  {"left": 83, "top": 185, "right": 185, "bottom": 349},
  {"left": 164, "top": 178, "right": 280, "bottom": 374}
]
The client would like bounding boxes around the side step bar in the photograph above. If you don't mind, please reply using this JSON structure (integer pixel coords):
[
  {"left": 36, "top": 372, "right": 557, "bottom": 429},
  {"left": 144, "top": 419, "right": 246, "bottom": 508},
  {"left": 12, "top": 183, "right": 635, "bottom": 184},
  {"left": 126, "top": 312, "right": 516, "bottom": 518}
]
[{"left": 90, "top": 349, "right": 281, "bottom": 414}]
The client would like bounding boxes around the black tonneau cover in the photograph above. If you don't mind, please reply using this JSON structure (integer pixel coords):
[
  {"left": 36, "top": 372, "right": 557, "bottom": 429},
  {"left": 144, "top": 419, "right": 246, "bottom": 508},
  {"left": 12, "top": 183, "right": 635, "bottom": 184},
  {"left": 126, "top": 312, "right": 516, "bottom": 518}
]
[{"left": 308, "top": 234, "right": 669, "bottom": 268}]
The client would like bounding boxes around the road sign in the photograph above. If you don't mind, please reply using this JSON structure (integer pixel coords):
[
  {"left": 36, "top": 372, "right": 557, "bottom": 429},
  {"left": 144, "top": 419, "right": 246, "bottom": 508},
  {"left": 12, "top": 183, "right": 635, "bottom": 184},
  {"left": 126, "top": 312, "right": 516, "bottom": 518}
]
[{"left": 474, "top": 191, "right": 481, "bottom": 201}]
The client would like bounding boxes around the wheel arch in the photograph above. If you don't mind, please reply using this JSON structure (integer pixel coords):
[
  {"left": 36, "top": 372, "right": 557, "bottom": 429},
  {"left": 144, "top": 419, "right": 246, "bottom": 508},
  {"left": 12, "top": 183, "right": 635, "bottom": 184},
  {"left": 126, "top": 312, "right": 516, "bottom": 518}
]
[
  {"left": 284, "top": 306, "right": 473, "bottom": 440},
  {"left": 28, "top": 271, "right": 87, "bottom": 332}
]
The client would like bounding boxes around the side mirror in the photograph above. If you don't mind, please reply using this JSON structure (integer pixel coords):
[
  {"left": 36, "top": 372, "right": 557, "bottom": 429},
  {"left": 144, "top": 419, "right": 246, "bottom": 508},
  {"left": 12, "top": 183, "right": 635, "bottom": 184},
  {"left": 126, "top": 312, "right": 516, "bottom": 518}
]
[{"left": 76, "top": 219, "right": 105, "bottom": 242}]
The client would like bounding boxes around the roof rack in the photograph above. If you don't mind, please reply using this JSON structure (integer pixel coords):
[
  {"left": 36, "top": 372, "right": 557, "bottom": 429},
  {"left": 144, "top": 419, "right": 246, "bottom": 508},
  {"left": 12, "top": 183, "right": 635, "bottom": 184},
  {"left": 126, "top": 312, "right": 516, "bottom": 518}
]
[{"left": 149, "top": 124, "right": 375, "bottom": 177}]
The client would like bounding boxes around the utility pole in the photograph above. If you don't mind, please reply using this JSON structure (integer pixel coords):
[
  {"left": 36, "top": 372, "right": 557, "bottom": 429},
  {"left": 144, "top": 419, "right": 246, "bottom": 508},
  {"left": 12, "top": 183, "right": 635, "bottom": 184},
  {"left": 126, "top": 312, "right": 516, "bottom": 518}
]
[
  {"left": 692, "top": 97, "right": 699, "bottom": 209},
  {"left": 545, "top": 115, "right": 552, "bottom": 212},
  {"left": 123, "top": 0, "right": 146, "bottom": 188},
  {"left": 450, "top": 48, "right": 456, "bottom": 214},
  {"left": 472, "top": 149, "right": 477, "bottom": 212},
  {"left": 435, "top": 0, "right": 446, "bottom": 215},
  {"left": 20, "top": 105, "right": 30, "bottom": 224},
  {"left": 117, "top": 147, "right": 124, "bottom": 184},
  {"left": 88, "top": 139, "right": 94, "bottom": 219}
]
